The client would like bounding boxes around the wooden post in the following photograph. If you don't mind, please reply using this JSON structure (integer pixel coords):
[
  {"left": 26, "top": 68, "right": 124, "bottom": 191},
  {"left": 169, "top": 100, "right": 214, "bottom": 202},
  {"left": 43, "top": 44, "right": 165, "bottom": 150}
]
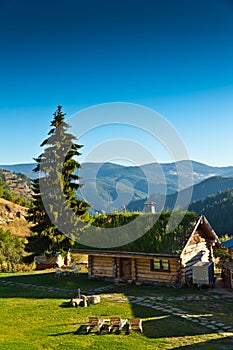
[
  {"left": 113, "top": 257, "right": 117, "bottom": 278},
  {"left": 88, "top": 255, "right": 93, "bottom": 278},
  {"left": 131, "top": 258, "right": 136, "bottom": 281}
]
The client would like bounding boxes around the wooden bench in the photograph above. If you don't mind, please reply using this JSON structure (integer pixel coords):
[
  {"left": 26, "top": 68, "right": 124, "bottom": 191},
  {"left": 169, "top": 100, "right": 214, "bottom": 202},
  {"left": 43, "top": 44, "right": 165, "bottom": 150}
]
[
  {"left": 86, "top": 316, "right": 108, "bottom": 334},
  {"left": 108, "top": 317, "right": 128, "bottom": 333},
  {"left": 128, "top": 318, "right": 143, "bottom": 333}
]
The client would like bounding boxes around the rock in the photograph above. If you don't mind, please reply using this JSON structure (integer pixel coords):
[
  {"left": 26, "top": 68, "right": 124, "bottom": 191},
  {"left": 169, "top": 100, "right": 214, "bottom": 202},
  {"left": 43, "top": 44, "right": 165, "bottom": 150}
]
[{"left": 88, "top": 295, "right": 101, "bottom": 304}]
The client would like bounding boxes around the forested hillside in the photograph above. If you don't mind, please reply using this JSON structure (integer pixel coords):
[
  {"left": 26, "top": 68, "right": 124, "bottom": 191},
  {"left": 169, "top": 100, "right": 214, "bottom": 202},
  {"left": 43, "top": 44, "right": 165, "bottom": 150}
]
[
  {"left": 189, "top": 189, "right": 233, "bottom": 235},
  {"left": 165, "top": 176, "right": 233, "bottom": 209},
  {"left": 127, "top": 176, "right": 233, "bottom": 212}
]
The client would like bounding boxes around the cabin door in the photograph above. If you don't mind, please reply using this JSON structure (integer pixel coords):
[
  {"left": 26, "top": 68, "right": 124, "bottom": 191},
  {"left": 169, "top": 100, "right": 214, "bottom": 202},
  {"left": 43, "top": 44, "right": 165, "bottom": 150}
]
[{"left": 120, "top": 258, "right": 132, "bottom": 280}]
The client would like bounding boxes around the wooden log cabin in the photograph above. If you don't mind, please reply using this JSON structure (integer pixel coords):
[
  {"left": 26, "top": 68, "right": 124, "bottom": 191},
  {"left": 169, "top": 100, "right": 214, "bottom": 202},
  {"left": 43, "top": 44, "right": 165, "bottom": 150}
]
[{"left": 73, "top": 213, "right": 220, "bottom": 286}]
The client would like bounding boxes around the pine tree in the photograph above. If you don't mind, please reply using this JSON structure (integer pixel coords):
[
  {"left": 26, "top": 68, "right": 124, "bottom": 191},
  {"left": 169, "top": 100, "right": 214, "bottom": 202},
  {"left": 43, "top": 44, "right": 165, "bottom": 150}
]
[{"left": 27, "top": 106, "right": 90, "bottom": 255}]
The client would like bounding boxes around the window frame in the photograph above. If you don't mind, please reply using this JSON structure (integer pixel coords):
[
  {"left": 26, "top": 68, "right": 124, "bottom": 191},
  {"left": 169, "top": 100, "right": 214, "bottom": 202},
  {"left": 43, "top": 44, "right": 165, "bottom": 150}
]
[{"left": 150, "top": 259, "right": 170, "bottom": 272}]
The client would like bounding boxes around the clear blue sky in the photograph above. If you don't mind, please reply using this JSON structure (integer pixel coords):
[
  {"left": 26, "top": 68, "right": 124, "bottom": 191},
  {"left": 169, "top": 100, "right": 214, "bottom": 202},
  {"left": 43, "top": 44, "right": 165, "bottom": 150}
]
[{"left": 0, "top": 0, "right": 233, "bottom": 166}]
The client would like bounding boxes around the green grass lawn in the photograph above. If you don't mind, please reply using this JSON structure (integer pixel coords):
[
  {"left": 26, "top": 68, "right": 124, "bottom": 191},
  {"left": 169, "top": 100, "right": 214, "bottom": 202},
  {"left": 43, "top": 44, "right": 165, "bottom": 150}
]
[{"left": 0, "top": 271, "right": 233, "bottom": 350}]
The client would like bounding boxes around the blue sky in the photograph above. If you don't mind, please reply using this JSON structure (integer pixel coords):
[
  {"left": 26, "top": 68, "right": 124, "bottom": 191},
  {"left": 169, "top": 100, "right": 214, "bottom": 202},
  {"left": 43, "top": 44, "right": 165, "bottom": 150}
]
[{"left": 0, "top": 0, "right": 233, "bottom": 166}]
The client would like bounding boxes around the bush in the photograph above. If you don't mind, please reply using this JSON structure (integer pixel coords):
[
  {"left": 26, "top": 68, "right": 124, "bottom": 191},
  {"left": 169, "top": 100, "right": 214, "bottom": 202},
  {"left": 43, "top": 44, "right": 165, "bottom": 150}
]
[
  {"left": 0, "top": 228, "right": 26, "bottom": 266},
  {"left": 0, "top": 262, "right": 35, "bottom": 273}
]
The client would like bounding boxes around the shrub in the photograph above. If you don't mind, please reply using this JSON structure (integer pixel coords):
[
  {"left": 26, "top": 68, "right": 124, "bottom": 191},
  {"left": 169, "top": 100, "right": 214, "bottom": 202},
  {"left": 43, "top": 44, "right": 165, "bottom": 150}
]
[{"left": 0, "top": 228, "right": 26, "bottom": 266}]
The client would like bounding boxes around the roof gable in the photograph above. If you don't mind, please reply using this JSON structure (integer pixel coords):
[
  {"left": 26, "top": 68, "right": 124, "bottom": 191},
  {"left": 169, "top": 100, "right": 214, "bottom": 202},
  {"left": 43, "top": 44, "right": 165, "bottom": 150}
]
[{"left": 181, "top": 215, "right": 220, "bottom": 257}]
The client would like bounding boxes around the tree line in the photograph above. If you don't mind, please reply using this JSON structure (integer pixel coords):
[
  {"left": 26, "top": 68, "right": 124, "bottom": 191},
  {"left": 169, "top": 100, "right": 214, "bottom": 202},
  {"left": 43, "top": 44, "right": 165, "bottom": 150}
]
[{"left": 189, "top": 189, "right": 233, "bottom": 235}]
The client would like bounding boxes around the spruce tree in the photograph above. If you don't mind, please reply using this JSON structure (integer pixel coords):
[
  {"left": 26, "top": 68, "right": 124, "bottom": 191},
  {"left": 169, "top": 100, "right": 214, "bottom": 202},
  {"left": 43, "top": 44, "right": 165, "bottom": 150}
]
[{"left": 27, "top": 106, "right": 90, "bottom": 255}]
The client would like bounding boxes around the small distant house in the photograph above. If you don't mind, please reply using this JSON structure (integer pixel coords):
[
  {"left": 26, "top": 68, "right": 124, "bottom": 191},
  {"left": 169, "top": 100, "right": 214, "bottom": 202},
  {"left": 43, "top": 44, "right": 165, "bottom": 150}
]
[
  {"left": 73, "top": 213, "right": 220, "bottom": 286},
  {"left": 144, "top": 202, "right": 156, "bottom": 214}
]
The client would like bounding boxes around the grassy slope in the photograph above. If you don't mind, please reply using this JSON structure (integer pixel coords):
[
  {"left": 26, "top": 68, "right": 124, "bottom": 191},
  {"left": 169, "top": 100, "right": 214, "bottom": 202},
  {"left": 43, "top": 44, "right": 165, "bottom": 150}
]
[
  {"left": 0, "top": 271, "right": 232, "bottom": 350},
  {"left": 0, "top": 198, "right": 31, "bottom": 237}
]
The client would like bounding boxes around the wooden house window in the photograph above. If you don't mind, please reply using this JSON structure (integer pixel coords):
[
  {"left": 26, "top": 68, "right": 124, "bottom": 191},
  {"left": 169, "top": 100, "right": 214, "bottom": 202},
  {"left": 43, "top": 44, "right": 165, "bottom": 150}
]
[{"left": 151, "top": 259, "right": 170, "bottom": 272}]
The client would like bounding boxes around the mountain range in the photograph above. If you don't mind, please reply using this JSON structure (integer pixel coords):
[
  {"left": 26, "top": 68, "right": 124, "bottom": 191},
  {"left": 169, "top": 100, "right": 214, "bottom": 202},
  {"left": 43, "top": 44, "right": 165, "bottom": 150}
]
[
  {"left": 1, "top": 160, "right": 233, "bottom": 235},
  {"left": 127, "top": 176, "right": 233, "bottom": 212},
  {"left": 1, "top": 160, "right": 233, "bottom": 213}
]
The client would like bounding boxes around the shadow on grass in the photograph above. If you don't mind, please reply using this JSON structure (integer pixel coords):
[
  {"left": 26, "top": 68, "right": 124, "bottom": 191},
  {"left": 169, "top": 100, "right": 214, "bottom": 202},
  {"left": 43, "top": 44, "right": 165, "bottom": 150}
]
[
  {"left": 0, "top": 271, "right": 114, "bottom": 299},
  {"left": 74, "top": 324, "right": 130, "bottom": 336},
  {"left": 59, "top": 301, "right": 71, "bottom": 308},
  {"left": 49, "top": 330, "right": 77, "bottom": 337},
  {"left": 49, "top": 324, "right": 130, "bottom": 337},
  {"left": 142, "top": 316, "right": 212, "bottom": 338},
  {"left": 171, "top": 335, "right": 233, "bottom": 349},
  {"left": 48, "top": 324, "right": 87, "bottom": 337}
]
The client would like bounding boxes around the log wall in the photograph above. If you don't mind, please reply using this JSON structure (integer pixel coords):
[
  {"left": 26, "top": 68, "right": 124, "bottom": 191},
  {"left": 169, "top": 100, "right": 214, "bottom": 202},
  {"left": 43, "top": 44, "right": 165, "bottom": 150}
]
[
  {"left": 88, "top": 254, "right": 179, "bottom": 284},
  {"left": 136, "top": 258, "right": 178, "bottom": 283},
  {"left": 89, "top": 255, "right": 114, "bottom": 278}
]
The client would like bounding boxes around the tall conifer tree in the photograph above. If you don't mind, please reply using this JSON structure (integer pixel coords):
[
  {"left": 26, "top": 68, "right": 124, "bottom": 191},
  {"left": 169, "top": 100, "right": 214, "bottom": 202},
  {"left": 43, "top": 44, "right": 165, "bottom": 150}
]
[{"left": 27, "top": 106, "right": 90, "bottom": 254}]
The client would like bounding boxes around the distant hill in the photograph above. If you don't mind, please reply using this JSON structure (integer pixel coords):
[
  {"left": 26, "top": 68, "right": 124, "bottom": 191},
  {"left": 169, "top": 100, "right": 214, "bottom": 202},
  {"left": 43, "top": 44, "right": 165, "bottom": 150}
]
[
  {"left": 158, "top": 176, "right": 233, "bottom": 211},
  {"left": 0, "top": 163, "right": 36, "bottom": 179},
  {"left": 0, "top": 169, "right": 32, "bottom": 199},
  {"left": 128, "top": 176, "right": 233, "bottom": 212},
  {"left": 2, "top": 160, "right": 233, "bottom": 212},
  {"left": 189, "top": 188, "right": 233, "bottom": 235}
]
